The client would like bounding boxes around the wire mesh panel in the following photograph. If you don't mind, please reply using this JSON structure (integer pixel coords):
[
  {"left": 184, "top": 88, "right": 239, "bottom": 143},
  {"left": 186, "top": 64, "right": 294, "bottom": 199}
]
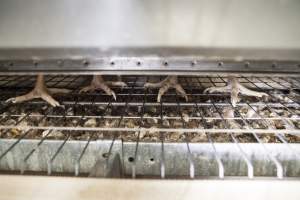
[{"left": 0, "top": 75, "right": 299, "bottom": 179}]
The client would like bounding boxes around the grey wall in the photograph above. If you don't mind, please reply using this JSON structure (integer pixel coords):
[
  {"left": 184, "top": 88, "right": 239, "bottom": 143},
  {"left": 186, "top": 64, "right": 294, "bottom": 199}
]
[{"left": 0, "top": 0, "right": 299, "bottom": 48}]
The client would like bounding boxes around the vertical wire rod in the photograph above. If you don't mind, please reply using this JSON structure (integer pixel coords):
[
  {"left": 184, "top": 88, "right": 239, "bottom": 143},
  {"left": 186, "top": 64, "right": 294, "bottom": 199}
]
[
  {"left": 186, "top": 141, "right": 195, "bottom": 179},
  {"left": 160, "top": 133, "right": 166, "bottom": 179},
  {"left": 237, "top": 103, "right": 284, "bottom": 179},
  {"left": 174, "top": 89, "right": 195, "bottom": 179},
  {"left": 210, "top": 99, "right": 254, "bottom": 179},
  {"left": 230, "top": 133, "right": 254, "bottom": 179},
  {"left": 74, "top": 136, "right": 92, "bottom": 176},
  {"left": 94, "top": 100, "right": 114, "bottom": 174},
  {"left": 74, "top": 93, "right": 96, "bottom": 176},
  {"left": 194, "top": 101, "right": 224, "bottom": 179},
  {"left": 20, "top": 129, "right": 53, "bottom": 174},
  {"left": 132, "top": 83, "right": 147, "bottom": 178},
  {"left": 47, "top": 133, "right": 71, "bottom": 175},
  {"left": 131, "top": 131, "right": 140, "bottom": 179},
  {"left": 251, "top": 131, "right": 284, "bottom": 179},
  {"left": 206, "top": 132, "right": 224, "bottom": 179},
  {"left": 104, "top": 109, "right": 118, "bottom": 171},
  {"left": 159, "top": 100, "right": 165, "bottom": 179}
]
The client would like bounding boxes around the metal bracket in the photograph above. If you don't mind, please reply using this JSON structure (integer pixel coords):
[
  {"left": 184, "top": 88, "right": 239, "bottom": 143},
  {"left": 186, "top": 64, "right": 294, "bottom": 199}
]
[{"left": 0, "top": 48, "right": 299, "bottom": 75}]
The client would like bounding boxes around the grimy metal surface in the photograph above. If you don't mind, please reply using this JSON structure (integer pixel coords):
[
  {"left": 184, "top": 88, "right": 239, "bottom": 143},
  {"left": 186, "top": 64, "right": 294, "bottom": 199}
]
[{"left": 0, "top": 139, "right": 300, "bottom": 179}]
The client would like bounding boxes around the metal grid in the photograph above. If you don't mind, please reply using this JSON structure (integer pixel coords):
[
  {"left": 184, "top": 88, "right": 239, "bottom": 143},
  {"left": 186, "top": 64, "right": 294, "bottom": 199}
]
[{"left": 0, "top": 75, "right": 300, "bottom": 179}]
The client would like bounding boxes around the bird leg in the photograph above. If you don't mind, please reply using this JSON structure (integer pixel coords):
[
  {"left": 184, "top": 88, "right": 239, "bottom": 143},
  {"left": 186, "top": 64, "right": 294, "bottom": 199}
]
[
  {"left": 144, "top": 76, "right": 188, "bottom": 102},
  {"left": 223, "top": 107, "right": 240, "bottom": 129},
  {"left": 204, "top": 76, "right": 268, "bottom": 107},
  {"left": 6, "top": 74, "right": 70, "bottom": 107},
  {"left": 80, "top": 75, "right": 127, "bottom": 100}
]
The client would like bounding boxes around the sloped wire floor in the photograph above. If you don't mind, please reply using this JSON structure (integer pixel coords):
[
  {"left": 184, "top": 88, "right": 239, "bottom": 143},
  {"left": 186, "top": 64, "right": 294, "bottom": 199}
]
[{"left": 0, "top": 75, "right": 299, "bottom": 179}]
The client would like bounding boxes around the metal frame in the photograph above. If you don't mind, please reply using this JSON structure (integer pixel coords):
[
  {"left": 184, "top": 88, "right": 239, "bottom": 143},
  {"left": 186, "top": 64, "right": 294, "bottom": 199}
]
[
  {"left": 0, "top": 75, "right": 299, "bottom": 135},
  {"left": 0, "top": 48, "right": 299, "bottom": 75},
  {"left": 1, "top": 139, "right": 300, "bottom": 179},
  {"left": 0, "top": 75, "right": 299, "bottom": 179}
]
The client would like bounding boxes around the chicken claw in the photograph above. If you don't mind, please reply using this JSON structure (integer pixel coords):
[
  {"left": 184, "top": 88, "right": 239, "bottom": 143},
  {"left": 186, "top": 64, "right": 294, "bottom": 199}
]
[
  {"left": 223, "top": 107, "right": 240, "bottom": 129},
  {"left": 105, "top": 81, "right": 127, "bottom": 88},
  {"left": 204, "top": 76, "right": 268, "bottom": 107},
  {"left": 6, "top": 74, "right": 70, "bottom": 107},
  {"left": 144, "top": 76, "right": 188, "bottom": 102},
  {"left": 80, "top": 75, "right": 127, "bottom": 100}
]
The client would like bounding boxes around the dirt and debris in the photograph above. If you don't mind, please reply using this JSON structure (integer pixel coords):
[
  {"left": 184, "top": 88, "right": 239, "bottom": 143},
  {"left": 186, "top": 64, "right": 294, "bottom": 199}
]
[
  {"left": 0, "top": 100, "right": 299, "bottom": 143},
  {"left": 0, "top": 76, "right": 299, "bottom": 143}
]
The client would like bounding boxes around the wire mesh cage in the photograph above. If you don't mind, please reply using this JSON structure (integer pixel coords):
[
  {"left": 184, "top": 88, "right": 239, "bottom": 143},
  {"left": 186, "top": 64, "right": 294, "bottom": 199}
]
[{"left": 0, "top": 75, "right": 299, "bottom": 179}]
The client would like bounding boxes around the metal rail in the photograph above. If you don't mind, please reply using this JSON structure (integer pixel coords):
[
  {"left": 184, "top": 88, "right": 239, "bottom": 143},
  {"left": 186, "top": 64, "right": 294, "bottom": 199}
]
[{"left": 0, "top": 56, "right": 300, "bottom": 75}]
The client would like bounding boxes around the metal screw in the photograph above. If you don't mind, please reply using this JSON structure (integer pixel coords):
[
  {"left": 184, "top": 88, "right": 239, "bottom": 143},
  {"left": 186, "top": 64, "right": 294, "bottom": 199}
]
[
  {"left": 102, "top": 153, "right": 109, "bottom": 158},
  {"left": 245, "top": 62, "right": 250, "bottom": 68},
  {"left": 33, "top": 61, "right": 38, "bottom": 67},
  {"left": 128, "top": 157, "right": 134, "bottom": 162},
  {"left": 82, "top": 60, "right": 89, "bottom": 67},
  {"left": 57, "top": 60, "right": 63, "bottom": 67},
  {"left": 191, "top": 60, "right": 197, "bottom": 66}
]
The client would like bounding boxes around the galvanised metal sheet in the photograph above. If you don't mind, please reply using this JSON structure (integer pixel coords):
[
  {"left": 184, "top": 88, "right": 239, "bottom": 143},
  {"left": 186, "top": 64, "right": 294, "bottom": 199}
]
[
  {"left": 0, "top": 0, "right": 300, "bottom": 48},
  {"left": 0, "top": 48, "right": 299, "bottom": 74},
  {"left": 0, "top": 139, "right": 300, "bottom": 178}
]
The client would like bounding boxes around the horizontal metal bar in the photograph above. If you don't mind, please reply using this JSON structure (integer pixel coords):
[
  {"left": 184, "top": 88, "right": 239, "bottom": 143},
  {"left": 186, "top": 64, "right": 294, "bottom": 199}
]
[
  {"left": 1, "top": 101, "right": 298, "bottom": 107},
  {"left": 1, "top": 47, "right": 300, "bottom": 60},
  {"left": 0, "top": 57, "right": 299, "bottom": 75},
  {"left": 0, "top": 47, "right": 299, "bottom": 75},
  {"left": 2, "top": 113, "right": 300, "bottom": 121},
  {"left": 1, "top": 126, "right": 300, "bottom": 135}
]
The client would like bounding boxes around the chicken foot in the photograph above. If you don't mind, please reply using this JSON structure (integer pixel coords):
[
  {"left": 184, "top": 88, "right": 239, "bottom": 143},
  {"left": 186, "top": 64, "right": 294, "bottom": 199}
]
[
  {"left": 223, "top": 107, "right": 241, "bottom": 129},
  {"left": 204, "top": 76, "right": 268, "bottom": 107},
  {"left": 144, "top": 76, "right": 188, "bottom": 102},
  {"left": 6, "top": 74, "right": 70, "bottom": 107},
  {"left": 80, "top": 75, "right": 127, "bottom": 100}
]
